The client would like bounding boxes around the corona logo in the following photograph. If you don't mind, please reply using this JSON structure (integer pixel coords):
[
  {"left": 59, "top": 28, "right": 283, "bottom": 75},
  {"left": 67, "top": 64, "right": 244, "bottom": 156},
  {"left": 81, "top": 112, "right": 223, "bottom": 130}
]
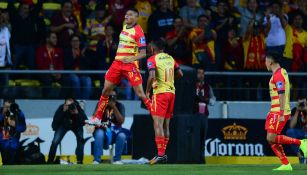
[
  {"left": 22, "top": 123, "right": 39, "bottom": 136},
  {"left": 221, "top": 123, "right": 248, "bottom": 140}
]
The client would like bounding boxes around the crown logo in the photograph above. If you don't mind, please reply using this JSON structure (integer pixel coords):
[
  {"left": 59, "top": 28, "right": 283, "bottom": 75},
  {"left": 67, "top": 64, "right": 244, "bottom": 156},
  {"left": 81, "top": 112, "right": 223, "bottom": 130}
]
[
  {"left": 22, "top": 123, "right": 39, "bottom": 136},
  {"left": 222, "top": 123, "right": 248, "bottom": 140}
]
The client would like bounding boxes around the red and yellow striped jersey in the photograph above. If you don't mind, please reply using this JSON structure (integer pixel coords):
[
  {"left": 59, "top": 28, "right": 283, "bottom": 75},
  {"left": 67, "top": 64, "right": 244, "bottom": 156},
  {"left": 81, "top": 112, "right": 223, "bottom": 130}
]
[
  {"left": 147, "top": 53, "right": 179, "bottom": 95},
  {"left": 115, "top": 24, "right": 146, "bottom": 62},
  {"left": 269, "top": 68, "right": 291, "bottom": 115}
]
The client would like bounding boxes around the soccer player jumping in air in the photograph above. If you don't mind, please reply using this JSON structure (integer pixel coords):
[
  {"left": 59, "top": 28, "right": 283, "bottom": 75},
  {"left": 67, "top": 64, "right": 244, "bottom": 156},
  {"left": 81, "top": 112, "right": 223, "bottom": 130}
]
[
  {"left": 146, "top": 40, "right": 183, "bottom": 164},
  {"left": 265, "top": 52, "right": 307, "bottom": 171},
  {"left": 87, "top": 8, "right": 152, "bottom": 124}
]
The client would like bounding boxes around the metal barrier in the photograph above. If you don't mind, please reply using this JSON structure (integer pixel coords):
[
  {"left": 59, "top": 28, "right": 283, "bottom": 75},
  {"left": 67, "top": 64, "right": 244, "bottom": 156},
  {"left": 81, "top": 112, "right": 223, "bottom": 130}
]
[{"left": 0, "top": 70, "right": 306, "bottom": 100}]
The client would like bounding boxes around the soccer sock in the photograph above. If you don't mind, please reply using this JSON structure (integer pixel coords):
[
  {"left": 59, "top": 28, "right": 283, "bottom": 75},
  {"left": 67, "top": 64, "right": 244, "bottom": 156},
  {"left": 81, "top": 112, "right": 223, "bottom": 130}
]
[
  {"left": 277, "top": 144, "right": 289, "bottom": 165},
  {"left": 162, "top": 137, "right": 169, "bottom": 155},
  {"left": 143, "top": 98, "right": 152, "bottom": 112},
  {"left": 275, "top": 135, "right": 301, "bottom": 145},
  {"left": 94, "top": 95, "right": 109, "bottom": 120},
  {"left": 271, "top": 144, "right": 289, "bottom": 165},
  {"left": 155, "top": 136, "right": 165, "bottom": 156}
]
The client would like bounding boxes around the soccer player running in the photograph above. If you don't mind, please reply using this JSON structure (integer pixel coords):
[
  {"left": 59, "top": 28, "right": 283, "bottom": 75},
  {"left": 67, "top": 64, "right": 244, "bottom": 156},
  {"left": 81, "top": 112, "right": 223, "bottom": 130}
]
[
  {"left": 265, "top": 52, "right": 307, "bottom": 171},
  {"left": 87, "top": 8, "right": 152, "bottom": 124},
  {"left": 146, "top": 40, "right": 183, "bottom": 164}
]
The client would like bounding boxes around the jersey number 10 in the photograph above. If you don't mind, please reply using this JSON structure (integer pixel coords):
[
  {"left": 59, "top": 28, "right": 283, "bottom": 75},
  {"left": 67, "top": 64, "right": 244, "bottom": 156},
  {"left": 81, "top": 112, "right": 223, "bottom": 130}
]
[{"left": 164, "top": 68, "right": 174, "bottom": 82}]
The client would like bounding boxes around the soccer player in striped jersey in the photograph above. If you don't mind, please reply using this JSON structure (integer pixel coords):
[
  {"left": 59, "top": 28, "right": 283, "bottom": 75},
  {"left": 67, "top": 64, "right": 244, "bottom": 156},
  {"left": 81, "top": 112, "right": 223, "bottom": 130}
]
[
  {"left": 146, "top": 40, "right": 183, "bottom": 164},
  {"left": 264, "top": 52, "right": 307, "bottom": 171},
  {"left": 87, "top": 8, "right": 152, "bottom": 125}
]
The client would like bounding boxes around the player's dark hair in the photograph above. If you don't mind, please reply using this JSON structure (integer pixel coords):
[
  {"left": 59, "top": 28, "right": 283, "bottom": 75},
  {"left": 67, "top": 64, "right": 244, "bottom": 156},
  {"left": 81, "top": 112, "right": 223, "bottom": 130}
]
[
  {"left": 126, "top": 8, "right": 139, "bottom": 16},
  {"left": 152, "top": 39, "right": 167, "bottom": 51},
  {"left": 266, "top": 51, "right": 281, "bottom": 64}
]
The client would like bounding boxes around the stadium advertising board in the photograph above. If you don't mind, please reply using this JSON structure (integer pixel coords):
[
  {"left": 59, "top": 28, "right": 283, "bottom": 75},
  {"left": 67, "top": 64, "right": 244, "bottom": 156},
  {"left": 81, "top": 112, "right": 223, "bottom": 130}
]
[{"left": 206, "top": 119, "right": 278, "bottom": 156}]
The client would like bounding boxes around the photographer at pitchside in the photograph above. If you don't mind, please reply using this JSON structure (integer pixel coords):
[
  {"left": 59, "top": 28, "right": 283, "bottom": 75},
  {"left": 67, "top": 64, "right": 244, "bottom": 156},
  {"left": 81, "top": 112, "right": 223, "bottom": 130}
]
[
  {"left": 47, "top": 98, "right": 87, "bottom": 164},
  {"left": 0, "top": 99, "right": 26, "bottom": 165}
]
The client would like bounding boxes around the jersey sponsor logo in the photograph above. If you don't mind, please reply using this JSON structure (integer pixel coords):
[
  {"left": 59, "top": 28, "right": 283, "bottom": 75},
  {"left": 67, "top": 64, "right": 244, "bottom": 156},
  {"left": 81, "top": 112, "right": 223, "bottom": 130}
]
[
  {"left": 140, "top": 37, "right": 146, "bottom": 44},
  {"left": 276, "top": 81, "right": 283, "bottom": 89},
  {"left": 147, "top": 62, "right": 153, "bottom": 68}
]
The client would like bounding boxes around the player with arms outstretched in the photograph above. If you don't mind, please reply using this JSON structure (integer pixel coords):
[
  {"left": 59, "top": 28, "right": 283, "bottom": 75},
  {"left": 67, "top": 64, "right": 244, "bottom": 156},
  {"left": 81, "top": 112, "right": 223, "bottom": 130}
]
[
  {"left": 146, "top": 40, "right": 183, "bottom": 164},
  {"left": 87, "top": 8, "right": 152, "bottom": 124},
  {"left": 265, "top": 52, "right": 307, "bottom": 171}
]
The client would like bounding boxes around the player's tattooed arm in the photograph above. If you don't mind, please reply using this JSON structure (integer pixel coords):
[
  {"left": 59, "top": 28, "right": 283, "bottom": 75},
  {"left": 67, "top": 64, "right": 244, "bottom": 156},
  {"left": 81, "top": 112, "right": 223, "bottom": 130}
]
[{"left": 123, "top": 49, "right": 146, "bottom": 63}]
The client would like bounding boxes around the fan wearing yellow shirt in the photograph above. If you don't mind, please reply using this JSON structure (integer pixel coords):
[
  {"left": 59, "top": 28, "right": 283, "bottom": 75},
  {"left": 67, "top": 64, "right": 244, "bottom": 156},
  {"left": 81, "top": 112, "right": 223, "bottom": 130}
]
[
  {"left": 146, "top": 40, "right": 183, "bottom": 164},
  {"left": 135, "top": 0, "right": 152, "bottom": 34},
  {"left": 283, "top": 12, "right": 307, "bottom": 71}
]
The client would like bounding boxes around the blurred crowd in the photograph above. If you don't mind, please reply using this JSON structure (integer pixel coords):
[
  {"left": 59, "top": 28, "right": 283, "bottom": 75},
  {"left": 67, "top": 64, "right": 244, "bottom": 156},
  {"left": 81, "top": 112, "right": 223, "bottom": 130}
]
[{"left": 0, "top": 0, "right": 306, "bottom": 100}]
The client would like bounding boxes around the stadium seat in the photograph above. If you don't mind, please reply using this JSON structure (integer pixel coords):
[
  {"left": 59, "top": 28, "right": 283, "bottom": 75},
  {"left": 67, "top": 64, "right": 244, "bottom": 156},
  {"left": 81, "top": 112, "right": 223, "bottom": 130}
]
[{"left": 15, "top": 79, "right": 41, "bottom": 87}]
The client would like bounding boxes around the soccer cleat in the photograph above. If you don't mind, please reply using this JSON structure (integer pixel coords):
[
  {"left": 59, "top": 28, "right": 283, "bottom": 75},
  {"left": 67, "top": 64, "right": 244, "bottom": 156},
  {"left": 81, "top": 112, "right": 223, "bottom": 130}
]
[
  {"left": 272, "top": 163, "right": 293, "bottom": 171},
  {"left": 149, "top": 155, "right": 167, "bottom": 165},
  {"left": 299, "top": 139, "right": 307, "bottom": 158},
  {"left": 92, "top": 161, "right": 100, "bottom": 164},
  {"left": 85, "top": 116, "right": 101, "bottom": 126}
]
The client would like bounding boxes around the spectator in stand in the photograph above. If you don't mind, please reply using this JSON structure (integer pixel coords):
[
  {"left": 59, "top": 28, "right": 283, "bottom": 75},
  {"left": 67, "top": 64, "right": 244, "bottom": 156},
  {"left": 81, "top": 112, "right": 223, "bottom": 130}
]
[
  {"left": 42, "top": 0, "right": 61, "bottom": 27},
  {"left": 71, "top": 0, "right": 83, "bottom": 32},
  {"left": 263, "top": 2, "right": 288, "bottom": 55},
  {"left": 179, "top": 0, "right": 207, "bottom": 28},
  {"left": 8, "top": 0, "right": 44, "bottom": 69},
  {"left": 36, "top": 32, "right": 63, "bottom": 98},
  {"left": 63, "top": 34, "right": 92, "bottom": 99},
  {"left": 51, "top": 0, "right": 79, "bottom": 48},
  {"left": 0, "top": 9, "right": 12, "bottom": 98},
  {"left": 243, "top": 20, "right": 266, "bottom": 100},
  {"left": 165, "top": 16, "right": 190, "bottom": 65},
  {"left": 283, "top": 11, "right": 307, "bottom": 72},
  {"left": 284, "top": 12, "right": 307, "bottom": 97},
  {"left": 96, "top": 25, "right": 118, "bottom": 71},
  {"left": 108, "top": 0, "right": 131, "bottom": 35},
  {"left": 222, "top": 27, "right": 243, "bottom": 100},
  {"left": 1, "top": 9, "right": 11, "bottom": 31},
  {"left": 147, "top": 0, "right": 176, "bottom": 41},
  {"left": 189, "top": 15, "right": 216, "bottom": 70},
  {"left": 80, "top": 0, "right": 107, "bottom": 24},
  {"left": 212, "top": 0, "right": 236, "bottom": 71},
  {"left": 84, "top": 4, "right": 111, "bottom": 53},
  {"left": 243, "top": 19, "right": 266, "bottom": 71},
  {"left": 258, "top": 0, "right": 271, "bottom": 12},
  {"left": 234, "top": 0, "right": 263, "bottom": 37},
  {"left": 199, "top": 0, "right": 218, "bottom": 12},
  {"left": 135, "top": 0, "right": 152, "bottom": 34}
]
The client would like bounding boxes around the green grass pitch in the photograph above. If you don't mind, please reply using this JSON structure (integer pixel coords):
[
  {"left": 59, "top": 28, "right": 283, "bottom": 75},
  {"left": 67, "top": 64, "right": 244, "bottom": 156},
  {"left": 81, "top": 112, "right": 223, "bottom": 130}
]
[{"left": 0, "top": 164, "right": 307, "bottom": 175}]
